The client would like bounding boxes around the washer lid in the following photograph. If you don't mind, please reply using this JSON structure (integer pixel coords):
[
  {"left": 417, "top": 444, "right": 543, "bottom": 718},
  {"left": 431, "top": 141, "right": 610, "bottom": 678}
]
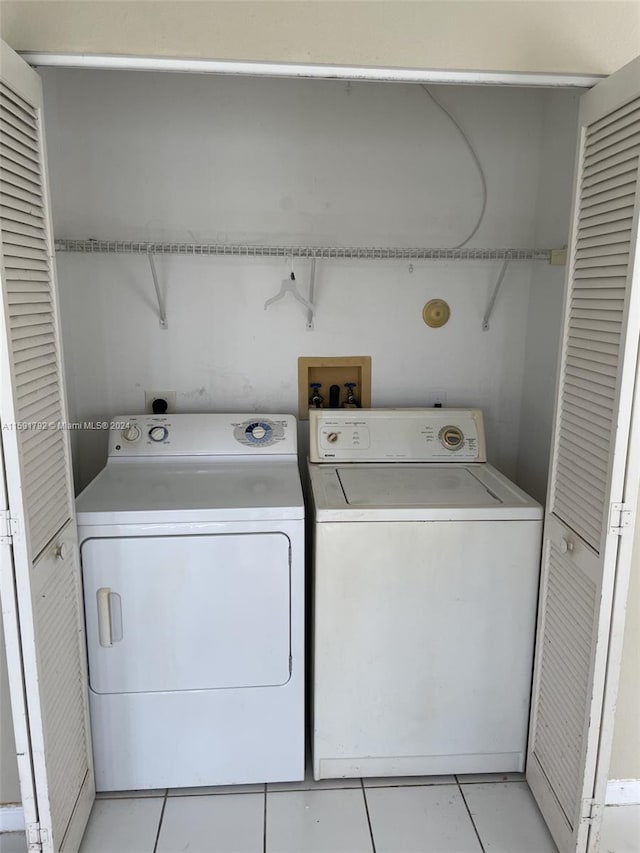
[
  {"left": 309, "top": 462, "right": 543, "bottom": 521},
  {"left": 76, "top": 459, "right": 304, "bottom": 524},
  {"left": 338, "top": 466, "right": 500, "bottom": 507}
]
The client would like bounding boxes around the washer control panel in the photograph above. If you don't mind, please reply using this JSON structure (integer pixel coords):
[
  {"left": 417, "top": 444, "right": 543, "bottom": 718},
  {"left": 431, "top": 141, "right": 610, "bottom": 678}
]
[
  {"left": 108, "top": 413, "right": 296, "bottom": 457},
  {"left": 309, "top": 408, "right": 486, "bottom": 462}
]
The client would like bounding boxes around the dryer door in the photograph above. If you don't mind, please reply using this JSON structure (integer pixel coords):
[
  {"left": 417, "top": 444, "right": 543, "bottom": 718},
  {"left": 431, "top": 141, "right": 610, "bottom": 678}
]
[{"left": 81, "top": 532, "right": 291, "bottom": 693}]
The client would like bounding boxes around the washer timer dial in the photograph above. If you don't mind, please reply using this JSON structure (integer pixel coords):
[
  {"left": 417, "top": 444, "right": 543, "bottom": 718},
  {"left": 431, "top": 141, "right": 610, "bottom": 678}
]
[
  {"left": 245, "top": 421, "right": 273, "bottom": 444},
  {"left": 439, "top": 425, "right": 465, "bottom": 450}
]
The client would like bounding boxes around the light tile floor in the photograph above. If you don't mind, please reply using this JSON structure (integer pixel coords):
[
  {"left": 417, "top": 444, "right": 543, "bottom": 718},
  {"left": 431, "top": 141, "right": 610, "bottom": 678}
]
[
  {"left": 0, "top": 770, "right": 562, "bottom": 853},
  {"left": 600, "top": 804, "right": 640, "bottom": 853}
]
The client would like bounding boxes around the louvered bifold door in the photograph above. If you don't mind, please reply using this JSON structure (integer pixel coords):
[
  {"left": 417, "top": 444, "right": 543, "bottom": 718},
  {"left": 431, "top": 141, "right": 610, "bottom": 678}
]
[
  {"left": 527, "top": 57, "right": 640, "bottom": 853},
  {"left": 0, "top": 41, "right": 94, "bottom": 853}
]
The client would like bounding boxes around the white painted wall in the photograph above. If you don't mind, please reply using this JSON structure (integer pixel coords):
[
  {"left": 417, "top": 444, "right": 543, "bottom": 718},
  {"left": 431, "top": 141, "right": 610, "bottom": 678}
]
[
  {"left": 516, "top": 89, "right": 581, "bottom": 503},
  {"left": 1, "top": 1, "right": 639, "bottom": 76},
  {"left": 36, "top": 69, "right": 576, "bottom": 491}
]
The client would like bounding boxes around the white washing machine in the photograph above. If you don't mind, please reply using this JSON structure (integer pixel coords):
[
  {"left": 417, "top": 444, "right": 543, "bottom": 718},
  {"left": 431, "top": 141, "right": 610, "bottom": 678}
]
[
  {"left": 308, "top": 408, "right": 543, "bottom": 780},
  {"left": 76, "top": 413, "right": 304, "bottom": 791}
]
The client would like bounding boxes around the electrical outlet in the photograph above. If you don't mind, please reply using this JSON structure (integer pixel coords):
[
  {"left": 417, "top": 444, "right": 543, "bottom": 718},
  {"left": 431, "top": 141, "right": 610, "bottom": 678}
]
[
  {"left": 145, "top": 390, "right": 176, "bottom": 414},
  {"left": 426, "top": 390, "right": 447, "bottom": 408}
]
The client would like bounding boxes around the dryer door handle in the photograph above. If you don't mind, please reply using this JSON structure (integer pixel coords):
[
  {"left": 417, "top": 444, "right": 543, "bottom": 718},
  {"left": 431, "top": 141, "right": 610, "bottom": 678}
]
[{"left": 97, "top": 588, "right": 123, "bottom": 647}]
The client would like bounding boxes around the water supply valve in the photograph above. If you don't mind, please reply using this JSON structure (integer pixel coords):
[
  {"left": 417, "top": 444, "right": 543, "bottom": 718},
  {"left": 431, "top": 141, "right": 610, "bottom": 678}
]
[
  {"left": 344, "top": 383, "right": 360, "bottom": 408},
  {"left": 310, "top": 383, "right": 324, "bottom": 408}
]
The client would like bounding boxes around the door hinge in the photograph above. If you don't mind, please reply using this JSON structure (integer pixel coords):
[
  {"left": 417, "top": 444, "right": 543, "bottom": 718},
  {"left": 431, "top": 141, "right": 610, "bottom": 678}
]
[
  {"left": 26, "top": 821, "right": 45, "bottom": 850},
  {"left": 580, "top": 797, "right": 603, "bottom": 825},
  {"left": 608, "top": 502, "right": 633, "bottom": 535},
  {"left": 0, "top": 510, "right": 18, "bottom": 544}
]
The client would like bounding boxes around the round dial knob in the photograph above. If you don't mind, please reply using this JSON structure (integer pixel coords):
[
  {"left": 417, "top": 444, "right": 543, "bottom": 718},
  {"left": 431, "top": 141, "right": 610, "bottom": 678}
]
[
  {"left": 326, "top": 432, "right": 339, "bottom": 444},
  {"left": 243, "top": 421, "right": 273, "bottom": 444},
  {"left": 121, "top": 425, "right": 141, "bottom": 443},
  {"left": 440, "top": 426, "right": 464, "bottom": 450},
  {"left": 149, "top": 426, "right": 168, "bottom": 442}
]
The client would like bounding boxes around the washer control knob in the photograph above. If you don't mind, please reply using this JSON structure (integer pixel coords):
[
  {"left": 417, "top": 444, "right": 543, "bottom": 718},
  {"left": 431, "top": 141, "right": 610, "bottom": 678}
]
[
  {"left": 326, "top": 432, "right": 339, "bottom": 444},
  {"left": 440, "top": 426, "right": 464, "bottom": 450},
  {"left": 252, "top": 425, "right": 266, "bottom": 440},
  {"left": 121, "top": 425, "right": 141, "bottom": 443},
  {"left": 149, "top": 426, "right": 168, "bottom": 442}
]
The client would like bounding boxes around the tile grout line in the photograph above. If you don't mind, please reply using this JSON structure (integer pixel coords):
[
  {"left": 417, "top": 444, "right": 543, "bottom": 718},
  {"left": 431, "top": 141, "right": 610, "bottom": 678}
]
[
  {"left": 268, "top": 783, "right": 363, "bottom": 793},
  {"left": 151, "top": 790, "right": 168, "bottom": 853},
  {"left": 455, "top": 776, "right": 524, "bottom": 785},
  {"left": 366, "top": 781, "right": 458, "bottom": 790},
  {"left": 457, "top": 780, "right": 486, "bottom": 853},
  {"left": 262, "top": 783, "right": 267, "bottom": 853},
  {"left": 96, "top": 793, "right": 167, "bottom": 800},
  {"left": 167, "top": 787, "right": 267, "bottom": 798},
  {"left": 360, "top": 779, "right": 378, "bottom": 853}
]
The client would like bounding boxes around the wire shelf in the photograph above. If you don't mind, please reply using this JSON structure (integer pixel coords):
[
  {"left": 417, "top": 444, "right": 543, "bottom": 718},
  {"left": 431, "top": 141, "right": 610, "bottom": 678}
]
[{"left": 54, "top": 239, "right": 552, "bottom": 262}]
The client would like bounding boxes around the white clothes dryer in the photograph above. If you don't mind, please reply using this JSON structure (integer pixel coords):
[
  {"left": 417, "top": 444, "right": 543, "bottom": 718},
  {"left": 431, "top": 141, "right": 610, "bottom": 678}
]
[
  {"left": 76, "top": 413, "right": 304, "bottom": 791},
  {"left": 308, "top": 408, "right": 542, "bottom": 781}
]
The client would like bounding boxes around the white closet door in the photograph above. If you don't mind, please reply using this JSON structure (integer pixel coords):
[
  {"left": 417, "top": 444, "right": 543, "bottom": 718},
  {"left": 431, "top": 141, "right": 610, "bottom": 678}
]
[
  {"left": 527, "top": 57, "right": 640, "bottom": 853},
  {"left": 0, "top": 41, "right": 94, "bottom": 852}
]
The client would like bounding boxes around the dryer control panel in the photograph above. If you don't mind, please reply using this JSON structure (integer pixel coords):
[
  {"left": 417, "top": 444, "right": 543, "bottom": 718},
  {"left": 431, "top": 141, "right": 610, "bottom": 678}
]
[
  {"left": 309, "top": 408, "right": 486, "bottom": 463},
  {"left": 108, "top": 413, "right": 297, "bottom": 457}
]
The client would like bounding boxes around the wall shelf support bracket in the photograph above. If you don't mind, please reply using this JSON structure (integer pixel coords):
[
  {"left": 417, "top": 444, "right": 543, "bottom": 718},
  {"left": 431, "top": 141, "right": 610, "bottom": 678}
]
[
  {"left": 307, "top": 257, "right": 317, "bottom": 330},
  {"left": 148, "top": 253, "right": 168, "bottom": 329},
  {"left": 482, "top": 259, "right": 510, "bottom": 331}
]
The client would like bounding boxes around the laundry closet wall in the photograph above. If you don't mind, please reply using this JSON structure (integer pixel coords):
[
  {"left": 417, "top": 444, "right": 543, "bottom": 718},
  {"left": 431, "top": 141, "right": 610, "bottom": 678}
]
[
  {"left": 516, "top": 90, "right": 580, "bottom": 504},
  {"left": 39, "top": 69, "right": 580, "bottom": 492}
]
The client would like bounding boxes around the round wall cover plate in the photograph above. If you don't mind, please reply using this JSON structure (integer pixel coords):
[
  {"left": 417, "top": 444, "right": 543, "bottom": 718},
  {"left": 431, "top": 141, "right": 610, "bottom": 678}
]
[{"left": 423, "top": 299, "right": 451, "bottom": 327}]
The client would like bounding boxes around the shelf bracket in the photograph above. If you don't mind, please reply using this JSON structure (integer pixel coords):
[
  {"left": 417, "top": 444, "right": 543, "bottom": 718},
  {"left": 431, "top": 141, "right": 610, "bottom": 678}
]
[
  {"left": 148, "top": 253, "right": 168, "bottom": 329},
  {"left": 482, "top": 259, "right": 510, "bottom": 331},
  {"left": 307, "top": 257, "right": 317, "bottom": 331}
]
